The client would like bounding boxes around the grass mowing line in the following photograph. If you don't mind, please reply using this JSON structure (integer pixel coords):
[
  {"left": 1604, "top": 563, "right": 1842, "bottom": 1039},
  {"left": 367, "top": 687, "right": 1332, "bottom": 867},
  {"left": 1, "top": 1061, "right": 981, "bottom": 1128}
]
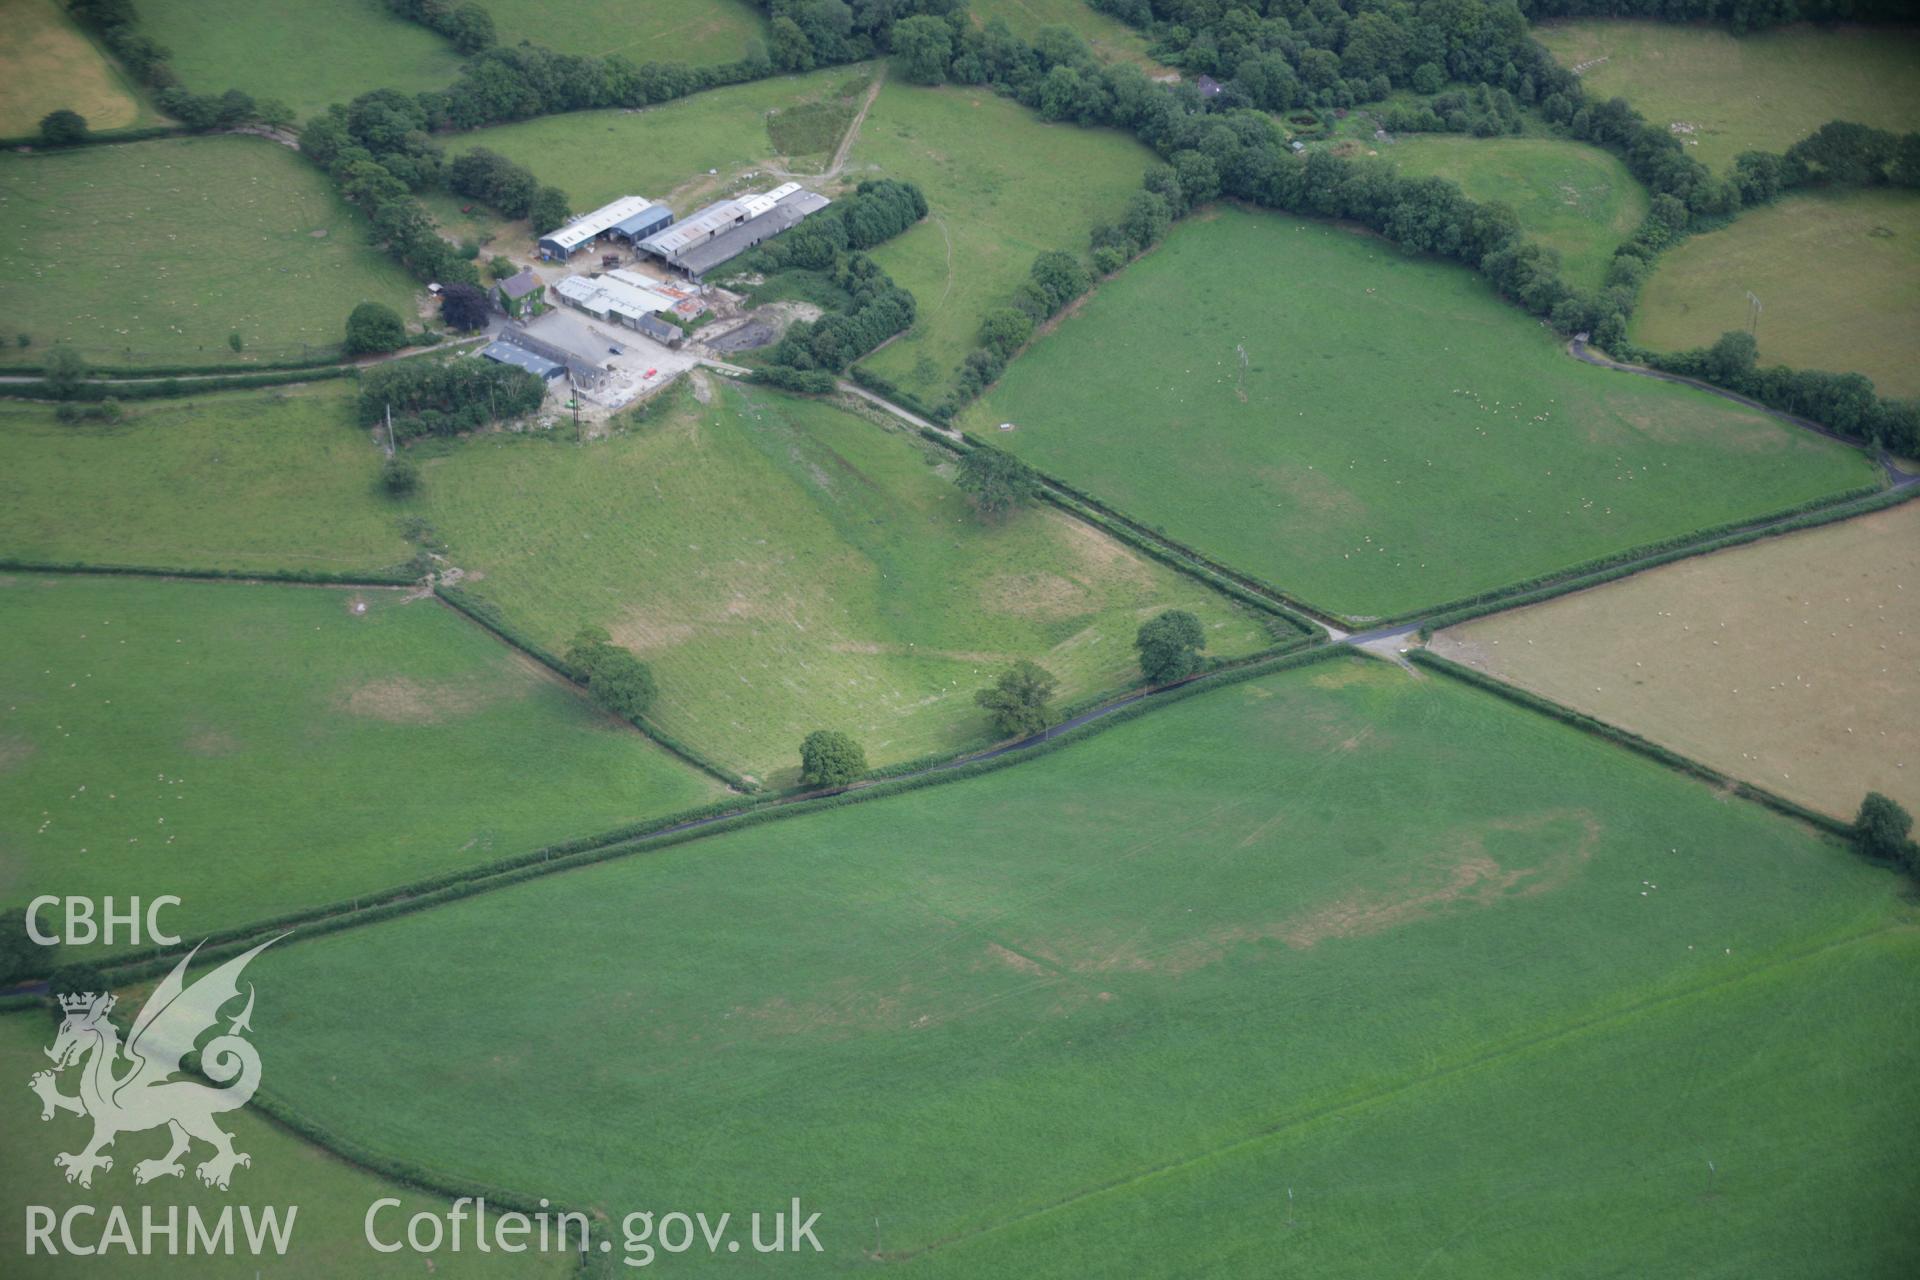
[
  {"left": 78, "top": 645, "right": 1346, "bottom": 989},
  {"left": 880, "top": 916, "right": 1900, "bottom": 1263}
]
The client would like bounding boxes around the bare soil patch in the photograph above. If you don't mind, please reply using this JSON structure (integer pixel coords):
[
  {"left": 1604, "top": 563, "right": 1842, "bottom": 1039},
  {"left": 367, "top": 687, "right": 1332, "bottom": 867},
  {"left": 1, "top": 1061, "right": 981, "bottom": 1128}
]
[{"left": 1431, "top": 500, "right": 1920, "bottom": 818}]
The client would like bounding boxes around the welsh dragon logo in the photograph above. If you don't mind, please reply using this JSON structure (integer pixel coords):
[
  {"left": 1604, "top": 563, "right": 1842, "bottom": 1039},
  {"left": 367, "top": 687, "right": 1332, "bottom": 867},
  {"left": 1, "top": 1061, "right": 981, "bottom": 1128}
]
[{"left": 29, "top": 938, "right": 281, "bottom": 1191}]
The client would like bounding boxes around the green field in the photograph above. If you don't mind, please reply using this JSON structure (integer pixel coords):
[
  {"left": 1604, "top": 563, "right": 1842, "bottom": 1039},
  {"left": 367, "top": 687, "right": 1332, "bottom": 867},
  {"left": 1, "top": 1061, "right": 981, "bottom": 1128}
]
[
  {"left": 487, "top": 0, "right": 766, "bottom": 66},
  {"left": 0, "top": 386, "right": 412, "bottom": 573},
  {"left": 420, "top": 381, "right": 1275, "bottom": 782},
  {"left": 0, "top": 137, "right": 423, "bottom": 365},
  {"left": 1384, "top": 133, "right": 1649, "bottom": 291},
  {"left": 967, "top": 0, "right": 1165, "bottom": 72},
  {"left": 853, "top": 82, "right": 1158, "bottom": 397},
  {"left": 1632, "top": 189, "right": 1920, "bottom": 398},
  {"left": 0, "top": 0, "right": 152, "bottom": 134},
  {"left": 142, "top": 0, "right": 466, "bottom": 121},
  {"left": 238, "top": 656, "right": 1919, "bottom": 1273},
  {"left": 963, "top": 207, "right": 1877, "bottom": 621},
  {"left": 0, "top": 574, "right": 720, "bottom": 936},
  {"left": 0, "top": 1015, "right": 562, "bottom": 1278},
  {"left": 445, "top": 66, "right": 872, "bottom": 215},
  {"left": 1535, "top": 20, "right": 1920, "bottom": 172}
]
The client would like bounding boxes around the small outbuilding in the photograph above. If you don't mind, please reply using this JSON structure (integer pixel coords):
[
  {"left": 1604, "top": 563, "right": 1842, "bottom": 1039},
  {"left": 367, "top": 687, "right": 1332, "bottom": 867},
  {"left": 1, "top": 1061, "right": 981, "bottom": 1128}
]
[
  {"left": 636, "top": 313, "right": 681, "bottom": 347},
  {"left": 479, "top": 338, "right": 565, "bottom": 382}
]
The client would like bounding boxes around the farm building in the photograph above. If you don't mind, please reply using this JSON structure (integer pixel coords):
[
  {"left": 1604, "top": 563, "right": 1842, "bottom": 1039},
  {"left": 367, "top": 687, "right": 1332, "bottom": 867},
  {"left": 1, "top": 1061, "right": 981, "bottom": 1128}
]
[
  {"left": 495, "top": 269, "right": 545, "bottom": 319},
  {"left": 538, "top": 195, "right": 674, "bottom": 261},
  {"left": 636, "top": 313, "right": 681, "bottom": 347},
  {"left": 479, "top": 338, "right": 565, "bottom": 381},
  {"left": 552, "top": 270, "right": 683, "bottom": 332},
  {"left": 635, "top": 183, "right": 831, "bottom": 281}
]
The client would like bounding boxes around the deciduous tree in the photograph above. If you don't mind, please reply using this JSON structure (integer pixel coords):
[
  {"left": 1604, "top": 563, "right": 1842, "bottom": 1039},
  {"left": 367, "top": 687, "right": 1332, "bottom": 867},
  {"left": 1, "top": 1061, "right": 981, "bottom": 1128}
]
[
  {"left": 1135, "top": 610, "right": 1206, "bottom": 683},
  {"left": 799, "top": 730, "right": 866, "bottom": 787},
  {"left": 975, "top": 660, "right": 1057, "bottom": 738}
]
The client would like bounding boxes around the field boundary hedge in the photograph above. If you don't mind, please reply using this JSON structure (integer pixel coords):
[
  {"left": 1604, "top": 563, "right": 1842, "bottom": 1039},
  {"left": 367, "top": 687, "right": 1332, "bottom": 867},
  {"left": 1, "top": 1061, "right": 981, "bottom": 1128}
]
[
  {"left": 0, "top": 559, "right": 414, "bottom": 587},
  {"left": 64, "top": 646, "right": 1351, "bottom": 990},
  {"left": 430, "top": 584, "right": 755, "bottom": 792},
  {"left": 1418, "top": 483, "right": 1919, "bottom": 636},
  {"left": 0, "top": 366, "right": 355, "bottom": 401},
  {"left": 1409, "top": 650, "right": 1850, "bottom": 838}
]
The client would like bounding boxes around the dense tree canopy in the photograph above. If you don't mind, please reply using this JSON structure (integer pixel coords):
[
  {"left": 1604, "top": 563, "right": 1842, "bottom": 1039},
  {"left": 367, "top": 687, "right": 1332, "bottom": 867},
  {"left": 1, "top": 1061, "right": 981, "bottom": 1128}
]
[
  {"left": 799, "top": 729, "right": 867, "bottom": 787},
  {"left": 975, "top": 661, "right": 1058, "bottom": 738},
  {"left": 1135, "top": 610, "right": 1206, "bottom": 684},
  {"left": 344, "top": 302, "right": 407, "bottom": 356}
]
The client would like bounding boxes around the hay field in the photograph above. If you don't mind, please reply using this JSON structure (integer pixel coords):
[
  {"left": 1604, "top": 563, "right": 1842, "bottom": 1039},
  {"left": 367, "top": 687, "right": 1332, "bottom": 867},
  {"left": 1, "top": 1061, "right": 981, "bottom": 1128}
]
[
  {"left": 964, "top": 207, "right": 1877, "bottom": 621},
  {"left": 1535, "top": 20, "right": 1920, "bottom": 171},
  {"left": 0, "top": 136, "right": 422, "bottom": 365},
  {"left": 485, "top": 0, "right": 767, "bottom": 66},
  {"left": 853, "top": 81, "right": 1158, "bottom": 398},
  {"left": 0, "top": 385, "right": 412, "bottom": 574},
  {"left": 241, "top": 656, "right": 1919, "bottom": 1274},
  {"left": 1430, "top": 497, "right": 1920, "bottom": 820},
  {"left": 0, "top": 574, "right": 721, "bottom": 936},
  {"left": 0, "top": 0, "right": 148, "bottom": 134},
  {"left": 141, "top": 0, "right": 466, "bottom": 121},
  {"left": 1383, "top": 133, "right": 1649, "bottom": 291},
  {"left": 419, "top": 381, "right": 1274, "bottom": 783},
  {"left": 1631, "top": 189, "right": 1920, "bottom": 397}
]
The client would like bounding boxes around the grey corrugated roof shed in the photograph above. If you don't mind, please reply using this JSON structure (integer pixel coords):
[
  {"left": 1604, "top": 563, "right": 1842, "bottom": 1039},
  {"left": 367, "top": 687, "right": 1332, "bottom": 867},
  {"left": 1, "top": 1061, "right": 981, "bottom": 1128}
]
[
  {"left": 499, "top": 269, "right": 542, "bottom": 300},
  {"left": 671, "top": 190, "right": 832, "bottom": 278},
  {"left": 636, "top": 313, "right": 678, "bottom": 343},
  {"left": 612, "top": 203, "right": 674, "bottom": 237},
  {"left": 480, "top": 340, "right": 562, "bottom": 380}
]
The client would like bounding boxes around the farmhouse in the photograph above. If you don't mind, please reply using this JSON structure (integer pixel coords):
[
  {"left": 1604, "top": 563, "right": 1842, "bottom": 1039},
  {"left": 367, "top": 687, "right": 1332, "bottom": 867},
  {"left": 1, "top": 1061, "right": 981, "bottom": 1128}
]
[
  {"left": 538, "top": 195, "right": 674, "bottom": 261},
  {"left": 495, "top": 269, "right": 545, "bottom": 319},
  {"left": 635, "top": 183, "right": 831, "bottom": 281}
]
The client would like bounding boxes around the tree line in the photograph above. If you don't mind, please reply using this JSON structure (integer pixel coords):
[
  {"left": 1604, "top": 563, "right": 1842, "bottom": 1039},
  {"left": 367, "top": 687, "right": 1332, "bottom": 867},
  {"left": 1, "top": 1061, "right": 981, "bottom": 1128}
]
[
  {"left": 737, "top": 180, "right": 930, "bottom": 273},
  {"left": 358, "top": 356, "right": 546, "bottom": 441}
]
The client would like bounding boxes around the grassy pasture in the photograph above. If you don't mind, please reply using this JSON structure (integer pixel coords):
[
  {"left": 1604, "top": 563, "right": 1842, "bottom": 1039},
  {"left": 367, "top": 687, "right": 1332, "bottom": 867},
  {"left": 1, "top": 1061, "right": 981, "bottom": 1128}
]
[
  {"left": 967, "top": 0, "right": 1166, "bottom": 72},
  {"left": 963, "top": 207, "right": 1878, "bottom": 621},
  {"left": 0, "top": 574, "right": 721, "bottom": 937},
  {"left": 0, "top": 385, "right": 411, "bottom": 574},
  {"left": 141, "top": 0, "right": 467, "bottom": 121},
  {"left": 852, "top": 82, "right": 1158, "bottom": 397},
  {"left": 420, "top": 381, "right": 1272, "bottom": 783},
  {"left": 0, "top": 136, "right": 422, "bottom": 365},
  {"left": 444, "top": 67, "right": 872, "bottom": 214},
  {"left": 1382, "top": 133, "right": 1649, "bottom": 291},
  {"left": 241, "top": 656, "right": 1918, "bottom": 1272},
  {"left": 1535, "top": 20, "right": 1920, "bottom": 172},
  {"left": 1431, "top": 497, "right": 1920, "bottom": 821},
  {"left": 0, "top": 0, "right": 150, "bottom": 135},
  {"left": 486, "top": 0, "right": 767, "bottom": 67},
  {"left": 1630, "top": 189, "right": 1920, "bottom": 397},
  {"left": 0, "top": 1016, "right": 565, "bottom": 1279}
]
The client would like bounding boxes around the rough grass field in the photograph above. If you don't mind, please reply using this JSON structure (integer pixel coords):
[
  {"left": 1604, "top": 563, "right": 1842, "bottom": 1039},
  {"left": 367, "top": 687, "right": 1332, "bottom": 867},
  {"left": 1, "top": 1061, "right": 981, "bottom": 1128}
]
[
  {"left": 1383, "top": 133, "right": 1649, "bottom": 291},
  {"left": 241, "top": 656, "right": 1919, "bottom": 1274},
  {"left": 0, "top": 0, "right": 149, "bottom": 134},
  {"left": 141, "top": 0, "right": 466, "bottom": 121},
  {"left": 445, "top": 67, "right": 872, "bottom": 214},
  {"left": 0, "top": 1016, "right": 563, "bottom": 1279},
  {"left": 963, "top": 207, "right": 1878, "bottom": 621},
  {"left": 0, "top": 137, "right": 423, "bottom": 365},
  {"left": 1535, "top": 20, "right": 1920, "bottom": 172},
  {"left": 486, "top": 0, "right": 766, "bottom": 66},
  {"left": 852, "top": 82, "right": 1158, "bottom": 397},
  {"left": 967, "top": 0, "right": 1165, "bottom": 72},
  {"left": 0, "top": 574, "right": 720, "bottom": 937},
  {"left": 421, "top": 381, "right": 1273, "bottom": 783},
  {"left": 0, "top": 385, "right": 411, "bottom": 573},
  {"left": 1630, "top": 189, "right": 1920, "bottom": 397},
  {"left": 1430, "top": 497, "right": 1920, "bottom": 821}
]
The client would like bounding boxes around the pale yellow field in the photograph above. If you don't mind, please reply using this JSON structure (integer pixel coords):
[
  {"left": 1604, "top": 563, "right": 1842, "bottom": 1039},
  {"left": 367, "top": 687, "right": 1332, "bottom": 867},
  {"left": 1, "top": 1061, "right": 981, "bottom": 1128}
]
[
  {"left": 0, "top": 0, "right": 144, "bottom": 134},
  {"left": 1430, "top": 499, "right": 1920, "bottom": 820}
]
